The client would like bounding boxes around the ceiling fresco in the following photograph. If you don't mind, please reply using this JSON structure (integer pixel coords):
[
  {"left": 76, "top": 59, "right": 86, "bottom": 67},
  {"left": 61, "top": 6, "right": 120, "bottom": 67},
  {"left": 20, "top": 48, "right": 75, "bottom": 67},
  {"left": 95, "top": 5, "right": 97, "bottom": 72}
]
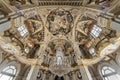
[
  {"left": 0, "top": 0, "right": 120, "bottom": 77},
  {"left": 47, "top": 8, "right": 73, "bottom": 35}
]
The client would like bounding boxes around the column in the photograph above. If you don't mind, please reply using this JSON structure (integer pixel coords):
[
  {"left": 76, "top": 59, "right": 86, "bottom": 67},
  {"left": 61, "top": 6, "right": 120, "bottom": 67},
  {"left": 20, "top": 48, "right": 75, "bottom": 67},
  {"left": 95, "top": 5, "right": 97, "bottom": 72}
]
[
  {"left": 84, "top": 66, "right": 93, "bottom": 80},
  {"left": 79, "top": 66, "right": 89, "bottom": 80},
  {"left": 26, "top": 65, "right": 39, "bottom": 80}
]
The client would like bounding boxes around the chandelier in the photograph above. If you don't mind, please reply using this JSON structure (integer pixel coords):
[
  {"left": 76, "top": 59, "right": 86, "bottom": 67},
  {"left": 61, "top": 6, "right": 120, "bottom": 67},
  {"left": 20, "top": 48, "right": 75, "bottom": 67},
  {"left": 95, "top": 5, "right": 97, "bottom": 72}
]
[{"left": 49, "top": 46, "right": 71, "bottom": 77}]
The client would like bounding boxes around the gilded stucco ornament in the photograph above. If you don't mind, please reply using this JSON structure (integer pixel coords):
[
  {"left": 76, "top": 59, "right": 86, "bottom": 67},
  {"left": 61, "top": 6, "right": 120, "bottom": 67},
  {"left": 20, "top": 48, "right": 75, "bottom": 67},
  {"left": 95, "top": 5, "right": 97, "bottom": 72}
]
[{"left": 0, "top": 6, "right": 119, "bottom": 77}]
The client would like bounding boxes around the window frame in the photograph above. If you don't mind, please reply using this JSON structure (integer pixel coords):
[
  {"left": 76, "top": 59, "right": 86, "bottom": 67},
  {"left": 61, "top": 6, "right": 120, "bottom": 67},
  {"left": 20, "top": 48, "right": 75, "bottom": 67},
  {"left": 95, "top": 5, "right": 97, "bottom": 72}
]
[
  {"left": 17, "top": 25, "right": 28, "bottom": 37},
  {"left": 90, "top": 25, "right": 102, "bottom": 38},
  {"left": 101, "top": 65, "right": 120, "bottom": 80},
  {"left": 0, "top": 65, "right": 17, "bottom": 80}
]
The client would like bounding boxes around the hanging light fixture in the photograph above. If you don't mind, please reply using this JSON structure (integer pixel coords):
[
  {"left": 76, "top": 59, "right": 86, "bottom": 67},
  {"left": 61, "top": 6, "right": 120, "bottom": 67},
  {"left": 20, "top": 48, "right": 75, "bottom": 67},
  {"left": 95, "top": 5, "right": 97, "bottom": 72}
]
[{"left": 49, "top": 46, "right": 70, "bottom": 77}]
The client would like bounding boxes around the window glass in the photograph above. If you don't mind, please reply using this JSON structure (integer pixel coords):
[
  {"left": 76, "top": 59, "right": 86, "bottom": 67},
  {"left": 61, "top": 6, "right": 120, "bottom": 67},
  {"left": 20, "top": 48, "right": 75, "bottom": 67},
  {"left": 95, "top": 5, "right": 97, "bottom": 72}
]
[
  {"left": 90, "top": 25, "right": 102, "bottom": 38},
  {"left": 101, "top": 66, "right": 120, "bottom": 80},
  {"left": 0, "top": 75, "right": 11, "bottom": 80},
  {"left": 0, "top": 66, "right": 16, "bottom": 80},
  {"left": 18, "top": 25, "right": 28, "bottom": 36}
]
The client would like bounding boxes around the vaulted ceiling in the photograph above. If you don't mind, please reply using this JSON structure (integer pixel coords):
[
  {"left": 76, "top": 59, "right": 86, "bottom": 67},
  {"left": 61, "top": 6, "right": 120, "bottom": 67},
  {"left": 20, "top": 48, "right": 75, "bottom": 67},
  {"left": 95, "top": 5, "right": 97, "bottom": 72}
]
[{"left": 0, "top": 0, "right": 120, "bottom": 78}]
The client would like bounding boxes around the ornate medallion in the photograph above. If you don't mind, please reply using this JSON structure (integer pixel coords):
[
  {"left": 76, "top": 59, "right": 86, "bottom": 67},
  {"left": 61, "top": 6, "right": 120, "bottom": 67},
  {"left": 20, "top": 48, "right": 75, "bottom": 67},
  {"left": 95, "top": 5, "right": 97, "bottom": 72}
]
[{"left": 47, "top": 8, "right": 73, "bottom": 35}]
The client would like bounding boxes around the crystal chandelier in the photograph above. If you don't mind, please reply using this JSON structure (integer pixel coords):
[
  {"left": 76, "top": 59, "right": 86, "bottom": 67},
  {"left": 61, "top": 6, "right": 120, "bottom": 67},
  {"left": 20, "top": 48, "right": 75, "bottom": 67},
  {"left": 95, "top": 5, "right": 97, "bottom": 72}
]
[{"left": 49, "top": 46, "right": 71, "bottom": 77}]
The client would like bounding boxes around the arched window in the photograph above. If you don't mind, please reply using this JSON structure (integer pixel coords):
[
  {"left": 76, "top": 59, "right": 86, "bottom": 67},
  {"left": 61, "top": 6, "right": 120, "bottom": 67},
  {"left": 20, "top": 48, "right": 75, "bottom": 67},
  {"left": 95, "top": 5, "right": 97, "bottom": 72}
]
[
  {"left": 17, "top": 25, "right": 28, "bottom": 36},
  {"left": 90, "top": 25, "right": 102, "bottom": 38},
  {"left": 101, "top": 66, "right": 120, "bottom": 80},
  {"left": 0, "top": 66, "right": 16, "bottom": 80}
]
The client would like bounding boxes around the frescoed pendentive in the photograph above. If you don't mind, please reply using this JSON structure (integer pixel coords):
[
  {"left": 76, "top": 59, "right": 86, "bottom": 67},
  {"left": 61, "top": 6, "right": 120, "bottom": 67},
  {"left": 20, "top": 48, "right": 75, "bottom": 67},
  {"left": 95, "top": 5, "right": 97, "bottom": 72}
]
[{"left": 47, "top": 8, "right": 73, "bottom": 35}]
